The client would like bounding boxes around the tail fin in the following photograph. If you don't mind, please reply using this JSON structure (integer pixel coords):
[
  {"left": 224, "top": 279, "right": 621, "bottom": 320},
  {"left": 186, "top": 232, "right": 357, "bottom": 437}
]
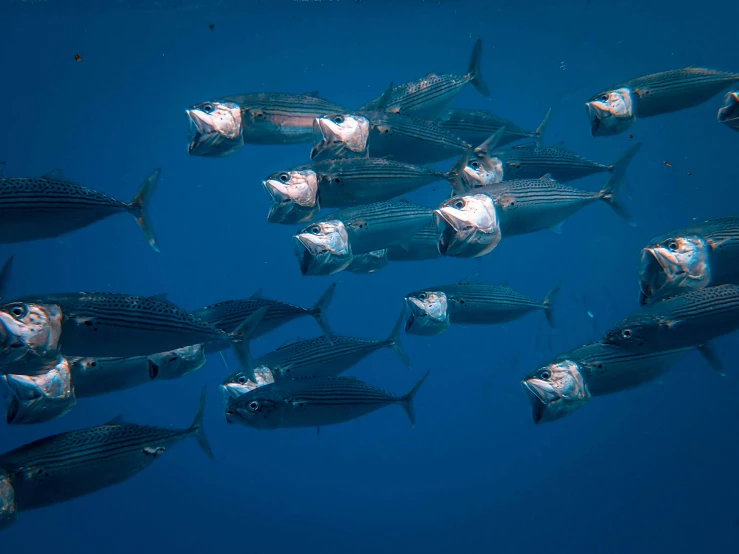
[
  {"left": 533, "top": 108, "right": 552, "bottom": 148},
  {"left": 229, "top": 306, "right": 269, "bottom": 384},
  {"left": 444, "top": 148, "right": 475, "bottom": 193},
  {"left": 189, "top": 387, "right": 214, "bottom": 461},
  {"left": 400, "top": 370, "right": 430, "bottom": 427},
  {"left": 599, "top": 143, "right": 641, "bottom": 226},
  {"left": 543, "top": 282, "right": 561, "bottom": 328},
  {"left": 310, "top": 283, "right": 337, "bottom": 342},
  {"left": 0, "top": 256, "right": 13, "bottom": 301},
  {"left": 374, "top": 82, "right": 395, "bottom": 112},
  {"left": 467, "top": 39, "right": 489, "bottom": 97},
  {"left": 385, "top": 309, "right": 411, "bottom": 368},
  {"left": 128, "top": 169, "right": 161, "bottom": 253},
  {"left": 696, "top": 343, "right": 725, "bottom": 376}
]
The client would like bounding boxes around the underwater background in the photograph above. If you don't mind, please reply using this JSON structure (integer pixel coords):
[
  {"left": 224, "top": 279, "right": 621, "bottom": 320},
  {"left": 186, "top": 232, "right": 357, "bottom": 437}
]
[{"left": 1, "top": 0, "right": 738, "bottom": 552}]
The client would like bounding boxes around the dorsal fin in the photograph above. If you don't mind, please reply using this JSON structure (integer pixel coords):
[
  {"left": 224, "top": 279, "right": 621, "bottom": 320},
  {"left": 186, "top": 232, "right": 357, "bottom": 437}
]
[
  {"left": 540, "top": 173, "right": 557, "bottom": 183},
  {"left": 249, "top": 288, "right": 264, "bottom": 300},
  {"left": 276, "top": 337, "right": 304, "bottom": 350},
  {"left": 303, "top": 90, "right": 321, "bottom": 98},
  {"left": 106, "top": 415, "right": 125, "bottom": 425},
  {"left": 43, "top": 169, "right": 64, "bottom": 180},
  {"left": 374, "top": 82, "right": 395, "bottom": 111},
  {"left": 148, "top": 293, "right": 169, "bottom": 302}
]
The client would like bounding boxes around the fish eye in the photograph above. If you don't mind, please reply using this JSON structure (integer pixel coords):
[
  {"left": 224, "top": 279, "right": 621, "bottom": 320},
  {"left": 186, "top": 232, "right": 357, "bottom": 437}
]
[
  {"left": 10, "top": 306, "right": 25, "bottom": 318},
  {"left": 247, "top": 401, "right": 260, "bottom": 412},
  {"left": 201, "top": 103, "right": 215, "bottom": 114},
  {"left": 668, "top": 241, "right": 678, "bottom": 251},
  {"left": 600, "top": 94, "right": 608, "bottom": 102},
  {"left": 418, "top": 293, "right": 427, "bottom": 300},
  {"left": 469, "top": 160, "right": 479, "bottom": 169},
  {"left": 454, "top": 199, "right": 465, "bottom": 209},
  {"left": 333, "top": 115, "right": 344, "bottom": 124},
  {"left": 237, "top": 376, "right": 247, "bottom": 384},
  {"left": 279, "top": 173, "right": 290, "bottom": 183},
  {"left": 540, "top": 370, "right": 552, "bottom": 380},
  {"left": 621, "top": 329, "right": 632, "bottom": 339},
  {"left": 310, "top": 225, "right": 322, "bottom": 235}
]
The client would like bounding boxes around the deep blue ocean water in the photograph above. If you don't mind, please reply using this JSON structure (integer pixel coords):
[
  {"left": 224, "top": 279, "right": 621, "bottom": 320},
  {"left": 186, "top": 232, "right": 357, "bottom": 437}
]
[{"left": 1, "top": 0, "right": 738, "bottom": 552}]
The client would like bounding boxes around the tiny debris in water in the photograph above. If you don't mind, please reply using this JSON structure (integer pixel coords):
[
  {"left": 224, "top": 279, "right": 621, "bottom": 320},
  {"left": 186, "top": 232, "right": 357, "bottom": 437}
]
[
  {"left": 74, "top": 53, "right": 82, "bottom": 62},
  {"left": 663, "top": 161, "right": 673, "bottom": 167}
]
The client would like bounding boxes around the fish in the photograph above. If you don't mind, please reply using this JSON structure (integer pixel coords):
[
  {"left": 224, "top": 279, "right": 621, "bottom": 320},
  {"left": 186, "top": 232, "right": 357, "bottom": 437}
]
[
  {"left": 186, "top": 92, "right": 346, "bottom": 157},
  {"left": 221, "top": 310, "right": 410, "bottom": 399},
  {"left": 717, "top": 91, "right": 739, "bottom": 131},
  {"left": 433, "top": 192, "right": 503, "bottom": 258},
  {"left": 586, "top": 67, "right": 739, "bottom": 136},
  {"left": 404, "top": 291, "right": 451, "bottom": 336},
  {"left": 225, "top": 370, "right": 430, "bottom": 430},
  {"left": 602, "top": 284, "right": 739, "bottom": 354},
  {"left": 0, "top": 470, "right": 16, "bottom": 530},
  {"left": 311, "top": 110, "right": 500, "bottom": 166},
  {"left": 3, "top": 356, "right": 76, "bottom": 425},
  {"left": 192, "top": 283, "right": 336, "bottom": 349},
  {"left": 0, "top": 302, "right": 63, "bottom": 372},
  {"left": 345, "top": 250, "right": 389, "bottom": 274},
  {"left": 360, "top": 39, "right": 489, "bottom": 119},
  {"left": 70, "top": 345, "right": 206, "bottom": 398},
  {"left": 407, "top": 279, "right": 560, "bottom": 329},
  {"left": 293, "top": 200, "right": 433, "bottom": 276},
  {"left": 521, "top": 342, "right": 692, "bottom": 424},
  {"left": 2, "top": 294, "right": 265, "bottom": 380},
  {"left": 0, "top": 256, "right": 12, "bottom": 301},
  {"left": 0, "top": 388, "right": 213, "bottom": 511},
  {"left": 262, "top": 156, "right": 466, "bottom": 224},
  {"left": 440, "top": 108, "right": 551, "bottom": 148},
  {"left": 638, "top": 216, "right": 739, "bottom": 305},
  {"left": 460, "top": 141, "right": 641, "bottom": 189},
  {"left": 387, "top": 223, "right": 443, "bottom": 262},
  {"left": 0, "top": 169, "right": 160, "bottom": 252}
]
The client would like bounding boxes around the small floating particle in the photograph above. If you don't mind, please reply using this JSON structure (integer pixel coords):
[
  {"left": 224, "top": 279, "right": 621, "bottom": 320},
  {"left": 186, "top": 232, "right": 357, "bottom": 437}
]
[
  {"left": 663, "top": 161, "right": 672, "bottom": 168},
  {"left": 74, "top": 53, "right": 82, "bottom": 62},
  {"left": 209, "top": 24, "right": 215, "bottom": 30},
  {"left": 627, "top": 134, "right": 634, "bottom": 139},
  {"left": 687, "top": 172, "right": 692, "bottom": 176}
]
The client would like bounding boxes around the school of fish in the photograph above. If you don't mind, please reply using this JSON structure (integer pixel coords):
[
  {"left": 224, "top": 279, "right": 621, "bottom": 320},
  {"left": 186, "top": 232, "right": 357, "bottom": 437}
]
[{"left": 1, "top": 39, "right": 739, "bottom": 530}]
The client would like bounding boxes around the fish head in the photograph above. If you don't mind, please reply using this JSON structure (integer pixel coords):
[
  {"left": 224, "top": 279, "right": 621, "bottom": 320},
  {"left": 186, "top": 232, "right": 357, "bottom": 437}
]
[
  {"left": 521, "top": 360, "right": 590, "bottom": 424},
  {"left": 311, "top": 114, "right": 370, "bottom": 160},
  {"left": 717, "top": 92, "right": 739, "bottom": 128},
  {"left": 585, "top": 87, "right": 635, "bottom": 136},
  {"left": 462, "top": 154, "right": 504, "bottom": 190},
  {"left": 186, "top": 101, "right": 244, "bottom": 157},
  {"left": 149, "top": 345, "right": 207, "bottom": 380},
  {"left": 434, "top": 193, "right": 502, "bottom": 258},
  {"left": 0, "top": 302, "right": 63, "bottom": 366},
  {"left": 638, "top": 235, "right": 711, "bottom": 305},
  {"left": 220, "top": 366, "right": 275, "bottom": 402},
  {"left": 224, "top": 386, "right": 280, "bottom": 428},
  {"left": 293, "top": 220, "right": 353, "bottom": 276},
  {"left": 263, "top": 169, "right": 321, "bottom": 224},
  {"left": 0, "top": 471, "right": 17, "bottom": 531},
  {"left": 602, "top": 315, "right": 658, "bottom": 349},
  {"left": 4, "top": 356, "right": 77, "bottom": 425},
  {"left": 404, "top": 291, "right": 450, "bottom": 336}
]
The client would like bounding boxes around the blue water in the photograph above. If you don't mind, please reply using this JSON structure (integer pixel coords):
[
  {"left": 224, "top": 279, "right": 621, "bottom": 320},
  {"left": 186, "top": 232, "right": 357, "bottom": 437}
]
[{"left": 1, "top": 0, "right": 738, "bottom": 551}]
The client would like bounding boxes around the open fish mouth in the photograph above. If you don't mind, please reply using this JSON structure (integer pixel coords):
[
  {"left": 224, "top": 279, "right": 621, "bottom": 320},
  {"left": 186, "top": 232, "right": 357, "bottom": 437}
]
[
  {"left": 718, "top": 92, "right": 739, "bottom": 125},
  {"left": 638, "top": 248, "right": 675, "bottom": 304},
  {"left": 521, "top": 380, "right": 559, "bottom": 424},
  {"left": 293, "top": 237, "right": 316, "bottom": 276},
  {"left": 186, "top": 111, "right": 243, "bottom": 157},
  {"left": 585, "top": 103, "right": 602, "bottom": 135}
]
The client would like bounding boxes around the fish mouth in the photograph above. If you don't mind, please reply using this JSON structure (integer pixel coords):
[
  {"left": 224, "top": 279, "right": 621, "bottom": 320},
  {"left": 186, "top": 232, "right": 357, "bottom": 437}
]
[
  {"left": 718, "top": 92, "right": 739, "bottom": 125},
  {"left": 293, "top": 236, "right": 315, "bottom": 276},
  {"left": 638, "top": 248, "right": 672, "bottom": 305},
  {"left": 186, "top": 110, "right": 243, "bottom": 157},
  {"left": 310, "top": 118, "right": 330, "bottom": 160},
  {"left": 521, "top": 380, "right": 560, "bottom": 424},
  {"left": 585, "top": 103, "right": 602, "bottom": 136}
]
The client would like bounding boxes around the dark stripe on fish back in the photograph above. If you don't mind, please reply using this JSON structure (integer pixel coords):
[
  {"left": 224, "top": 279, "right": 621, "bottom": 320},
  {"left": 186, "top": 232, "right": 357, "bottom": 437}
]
[
  {"left": 264, "top": 337, "right": 381, "bottom": 368},
  {"left": 390, "top": 76, "right": 468, "bottom": 112},
  {"left": 654, "top": 286, "right": 739, "bottom": 321},
  {"left": 374, "top": 115, "right": 469, "bottom": 149},
  {"left": 315, "top": 159, "right": 441, "bottom": 181}
]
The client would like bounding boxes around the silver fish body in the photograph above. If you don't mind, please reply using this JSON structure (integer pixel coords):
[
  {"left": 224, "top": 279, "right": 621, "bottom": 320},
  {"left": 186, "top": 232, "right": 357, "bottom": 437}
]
[
  {"left": 522, "top": 342, "right": 690, "bottom": 424},
  {"left": 717, "top": 91, "right": 739, "bottom": 131},
  {"left": 360, "top": 39, "right": 489, "bottom": 120},
  {"left": 387, "top": 223, "right": 442, "bottom": 262},
  {"left": 311, "top": 111, "right": 475, "bottom": 165},
  {"left": 587, "top": 68, "right": 739, "bottom": 136},
  {"left": 0, "top": 302, "right": 63, "bottom": 372},
  {"left": 3, "top": 356, "right": 76, "bottom": 425},
  {"left": 192, "top": 283, "right": 336, "bottom": 351},
  {"left": 638, "top": 216, "right": 739, "bottom": 305},
  {"left": 0, "top": 390, "right": 212, "bottom": 511},
  {"left": 187, "top": 92, "right": 346, "bottom": 156},
  {"left": 5, "top": 293, "right": 237, "bottom": 359},
  {"left": 263, "top": 158, "right": 454, "bottom": 221},
  {"left": 407, "top": 282, "right": 559, "bottom": 328},
  {"left": 225, "top": 371, "right": 429, "bottom": 429},
  {"left": 70, "top": 345, "right": 206, "bottom": 398},
  {"left": 440, "top": 108, "right": 550, "bottom": 148},
  {"left": 0, "top": 170, "right": 160, "bottom": 252},
  {"left": 603, "top": 284, "right": 739, "bottom": 352}
]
